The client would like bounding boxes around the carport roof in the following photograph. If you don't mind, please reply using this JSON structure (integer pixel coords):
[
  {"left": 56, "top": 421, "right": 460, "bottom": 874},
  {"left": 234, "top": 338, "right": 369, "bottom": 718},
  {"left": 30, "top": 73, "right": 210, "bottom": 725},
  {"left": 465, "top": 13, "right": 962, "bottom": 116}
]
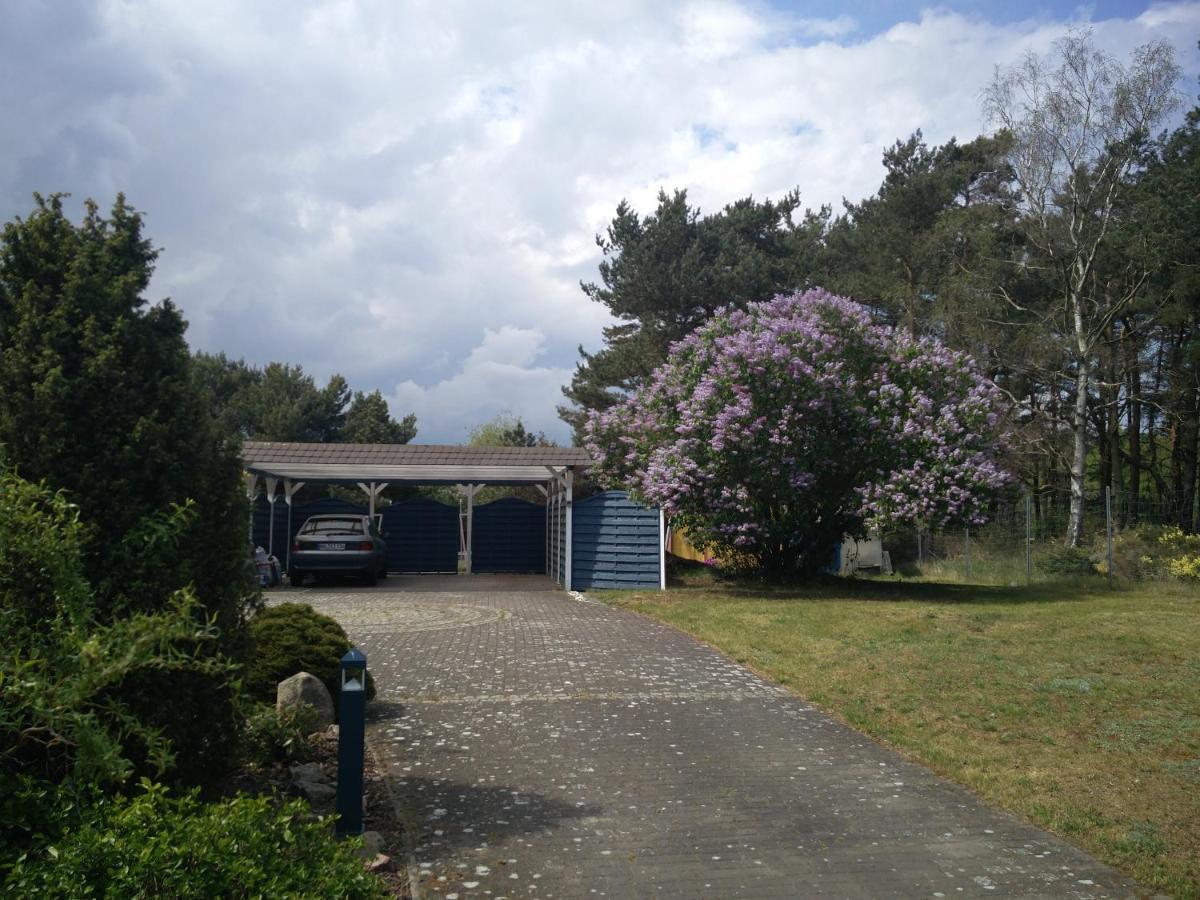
[{"left": 242, "top": 441, "right": 593, "bottom": 485}]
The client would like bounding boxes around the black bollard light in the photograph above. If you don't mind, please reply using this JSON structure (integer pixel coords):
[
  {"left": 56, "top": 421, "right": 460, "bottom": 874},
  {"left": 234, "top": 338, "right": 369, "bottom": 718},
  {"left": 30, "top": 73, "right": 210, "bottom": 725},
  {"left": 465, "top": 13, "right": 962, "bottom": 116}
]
[{"left": 335, "top": 647, "right": 367, "bottom": 838}]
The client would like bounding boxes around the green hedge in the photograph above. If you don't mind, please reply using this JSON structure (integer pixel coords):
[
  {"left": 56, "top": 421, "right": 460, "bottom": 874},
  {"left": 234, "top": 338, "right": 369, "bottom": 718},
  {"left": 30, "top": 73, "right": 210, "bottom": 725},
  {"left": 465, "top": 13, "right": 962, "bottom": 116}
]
[
  {"left": 5, "top": 781, "right": 384, "bottom": 898},
  {"left": 0, "top": 467, "right": 240, "bottom": 864},
  {"left": 248, "top": 603, "right": 376, "bottom": 708}
]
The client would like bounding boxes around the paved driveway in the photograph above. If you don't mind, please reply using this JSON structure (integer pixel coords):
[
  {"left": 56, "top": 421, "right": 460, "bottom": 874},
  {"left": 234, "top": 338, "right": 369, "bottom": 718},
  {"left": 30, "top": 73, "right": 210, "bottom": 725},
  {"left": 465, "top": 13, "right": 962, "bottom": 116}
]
[{"left": 296, "top": 581, "right": 1139, "bottom": 899}]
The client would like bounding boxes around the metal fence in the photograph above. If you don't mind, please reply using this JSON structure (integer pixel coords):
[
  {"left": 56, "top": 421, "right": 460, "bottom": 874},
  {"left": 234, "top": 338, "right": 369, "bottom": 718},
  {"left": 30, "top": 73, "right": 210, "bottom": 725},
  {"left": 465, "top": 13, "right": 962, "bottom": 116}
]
[{"left": 890, "top": 488, "right": 1192, "bottom": 585}]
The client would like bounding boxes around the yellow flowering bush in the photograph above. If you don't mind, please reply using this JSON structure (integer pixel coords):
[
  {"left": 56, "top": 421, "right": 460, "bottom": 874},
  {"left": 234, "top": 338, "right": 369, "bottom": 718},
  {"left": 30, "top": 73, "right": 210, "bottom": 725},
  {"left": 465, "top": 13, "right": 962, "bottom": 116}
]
[
  {"left": 1100, "top": 525, "right": 1200, "bottom": 581},
  {"left": 1158, "top": 527, "right": 1200, "bottom": 580}
]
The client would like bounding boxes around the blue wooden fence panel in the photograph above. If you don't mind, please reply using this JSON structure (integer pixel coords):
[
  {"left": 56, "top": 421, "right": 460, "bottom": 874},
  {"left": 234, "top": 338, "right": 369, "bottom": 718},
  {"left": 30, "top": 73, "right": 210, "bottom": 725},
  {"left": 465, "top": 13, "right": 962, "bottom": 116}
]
[
  {"left": 380, "top": 497, "right": 459, "bottom": 572},
  {"left": 571, "top": 491, "right": 661, "bottom": 590},
  {"left": 472, "top": 497, "right": 546, "bottom": 573},
  {"left": 556, "top": 499, "right": 566, "bottom": 583}
]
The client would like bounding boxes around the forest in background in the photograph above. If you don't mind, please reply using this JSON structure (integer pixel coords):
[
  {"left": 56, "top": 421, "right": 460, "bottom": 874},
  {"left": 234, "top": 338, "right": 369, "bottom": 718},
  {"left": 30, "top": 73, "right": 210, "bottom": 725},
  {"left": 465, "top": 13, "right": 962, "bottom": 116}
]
[{"left": 561, "top": 32, "right": 1200, "bottom": 543}]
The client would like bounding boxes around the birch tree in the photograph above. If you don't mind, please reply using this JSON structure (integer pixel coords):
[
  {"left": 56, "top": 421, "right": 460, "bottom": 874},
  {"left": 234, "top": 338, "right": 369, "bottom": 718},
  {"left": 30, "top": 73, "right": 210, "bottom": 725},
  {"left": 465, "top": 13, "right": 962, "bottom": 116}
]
[{"left": 984, "top": 30, "right": 1180, "bottom": 545}]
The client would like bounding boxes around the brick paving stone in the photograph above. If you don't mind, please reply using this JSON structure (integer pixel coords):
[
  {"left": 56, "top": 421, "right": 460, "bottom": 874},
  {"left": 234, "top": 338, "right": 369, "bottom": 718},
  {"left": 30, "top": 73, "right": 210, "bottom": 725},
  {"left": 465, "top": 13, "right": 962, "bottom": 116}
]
[{"left": 297, "top": 581, "right": 1145, "bottom": 899}]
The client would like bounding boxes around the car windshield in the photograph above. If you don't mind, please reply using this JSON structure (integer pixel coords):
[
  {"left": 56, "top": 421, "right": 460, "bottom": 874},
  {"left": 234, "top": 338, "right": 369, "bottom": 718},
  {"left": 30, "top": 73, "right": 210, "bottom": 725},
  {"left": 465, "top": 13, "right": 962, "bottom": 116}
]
[{"left": 301, "top": 518, "right": 364, "bottom": 536}]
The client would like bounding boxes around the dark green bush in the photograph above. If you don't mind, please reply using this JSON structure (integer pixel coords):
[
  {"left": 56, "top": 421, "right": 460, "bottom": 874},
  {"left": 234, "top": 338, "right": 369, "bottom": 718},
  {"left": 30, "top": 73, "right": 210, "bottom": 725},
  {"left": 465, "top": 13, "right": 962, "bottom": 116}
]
[
  {"left": 1037, "top": 544, "right": 1098, "bottom": 577},
  {"left": 240, "top": 703, "right": 317, "bottom": 768},
  {"left": 0, "top": 467, "right": 237, "bottom": 868},
  {"left": 5, "top": 780, "right": 385, "bottom": 898},
  {"left": 248, "top": 603, "right": 376, "bottom": 707},
  {"left": 0, "top": 197, "right": 259, "bottom": 784}
]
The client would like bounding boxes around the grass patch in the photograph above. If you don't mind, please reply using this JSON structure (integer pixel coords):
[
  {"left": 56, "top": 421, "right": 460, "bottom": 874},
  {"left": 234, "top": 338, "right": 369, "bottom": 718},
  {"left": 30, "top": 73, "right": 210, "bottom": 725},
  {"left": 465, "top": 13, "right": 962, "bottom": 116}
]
[{"left": 606, "top": 572, "right": 1200, "bottom": 898}]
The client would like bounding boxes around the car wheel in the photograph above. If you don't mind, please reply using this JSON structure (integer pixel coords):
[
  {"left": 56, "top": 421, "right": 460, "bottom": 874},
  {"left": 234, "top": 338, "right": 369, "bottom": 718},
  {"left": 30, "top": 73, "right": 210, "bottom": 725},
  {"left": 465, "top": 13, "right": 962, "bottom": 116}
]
[{"left": 287, "top": 568, "right": 303, "bottom": 586}]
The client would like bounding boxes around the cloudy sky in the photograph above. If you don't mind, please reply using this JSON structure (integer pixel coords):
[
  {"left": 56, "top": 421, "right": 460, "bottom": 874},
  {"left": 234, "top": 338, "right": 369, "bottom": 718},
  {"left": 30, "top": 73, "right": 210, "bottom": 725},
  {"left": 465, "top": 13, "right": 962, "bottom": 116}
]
[{"left": 3, "top": 1, "right": 1198, "bottom": 443}]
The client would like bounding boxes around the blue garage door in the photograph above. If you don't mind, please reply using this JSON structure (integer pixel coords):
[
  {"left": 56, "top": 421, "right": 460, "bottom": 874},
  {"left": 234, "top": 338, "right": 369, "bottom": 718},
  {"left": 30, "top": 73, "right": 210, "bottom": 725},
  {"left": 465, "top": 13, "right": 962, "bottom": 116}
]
[
  {"left": 571, "top": 491, "right": 661, "bottom": 590},
  {"left": 472, "top": 497, "right": 546, "bottom": 573},
  {"left": 380, "top": 497, "right": 459, "bottom": 573}
]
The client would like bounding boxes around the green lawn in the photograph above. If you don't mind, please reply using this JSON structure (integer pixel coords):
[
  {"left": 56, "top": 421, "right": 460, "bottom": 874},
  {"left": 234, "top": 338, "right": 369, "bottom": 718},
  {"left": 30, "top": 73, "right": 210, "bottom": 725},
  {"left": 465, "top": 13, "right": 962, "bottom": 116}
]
[{"left": 605, "top": 572, "right": 1200, "bottom": 898}]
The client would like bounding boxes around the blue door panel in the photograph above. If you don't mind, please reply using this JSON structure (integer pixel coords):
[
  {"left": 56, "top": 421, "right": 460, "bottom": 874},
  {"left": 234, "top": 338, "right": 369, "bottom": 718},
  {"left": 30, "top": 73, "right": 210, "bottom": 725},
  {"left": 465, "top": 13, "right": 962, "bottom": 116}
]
[
  {"left": 380, "top": 498, "right": 459, "bottom": 572},
  {"left": 472, "top": 497, "right": 546, "bottom": 573}
]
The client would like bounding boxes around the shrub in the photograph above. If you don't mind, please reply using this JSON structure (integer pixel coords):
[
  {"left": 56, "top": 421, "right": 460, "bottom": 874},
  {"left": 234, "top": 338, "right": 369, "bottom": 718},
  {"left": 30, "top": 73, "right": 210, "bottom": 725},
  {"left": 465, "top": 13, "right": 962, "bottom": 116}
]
[
  {"left": 239, "top": 703, "right": 318, "bottom": 768},
  {"left": 1155, "top": 527, "right": 1200, "bottom": 580},
  {"left": 1037, "top": 545, "right": 1097, "bottom": 577},
  {"left": 1102, "top": 527, "right": 1159, "bottom": 580},
  {"left": 248, "top": 604, "right": 376, "bottom": 707},
  {"left": 4, "top": 780, "right": 385, "bottom": 898},
  {"left": 1100, "top": 525, "right": 1200, "bottom": 581},
  {"left": 0, "top": 466, "right": 237, "bottom": 868},
  {"left": 0, "top": 195, "right": 257, "bottom": 785},
  {"left": 586, "top": 289, "right": 1009, "bottom": 579}
]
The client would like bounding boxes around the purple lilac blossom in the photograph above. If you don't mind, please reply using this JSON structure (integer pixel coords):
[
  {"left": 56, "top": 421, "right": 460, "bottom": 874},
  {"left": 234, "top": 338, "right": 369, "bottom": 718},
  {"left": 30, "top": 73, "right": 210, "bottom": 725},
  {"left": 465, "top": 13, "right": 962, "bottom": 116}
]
[{"left": 585, "top": 289, "right": 1010, "bottom": 573}]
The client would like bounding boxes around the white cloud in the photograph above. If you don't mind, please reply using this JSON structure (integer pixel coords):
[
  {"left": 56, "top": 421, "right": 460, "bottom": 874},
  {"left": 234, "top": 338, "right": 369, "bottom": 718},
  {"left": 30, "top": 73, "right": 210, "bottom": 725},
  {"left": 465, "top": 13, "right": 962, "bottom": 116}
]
[
  {"left": 796, "top": 15, "right": 857, "bottom": 40},
  {"left": 680, "top": 1, "right": 770, "bottom": 59},
  {"left": 1, "top": 1, "right": 1197, "bottom": 444},
  {"left": 390, "top": 327, "right": 572, "bottom": 443}
]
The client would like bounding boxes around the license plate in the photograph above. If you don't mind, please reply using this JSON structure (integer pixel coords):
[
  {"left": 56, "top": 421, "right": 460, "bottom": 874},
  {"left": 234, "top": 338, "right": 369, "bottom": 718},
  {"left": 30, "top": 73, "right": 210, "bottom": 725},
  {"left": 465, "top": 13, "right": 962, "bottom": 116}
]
[{"left": 319, "top": 542, "right": 346, "bottom": 551}]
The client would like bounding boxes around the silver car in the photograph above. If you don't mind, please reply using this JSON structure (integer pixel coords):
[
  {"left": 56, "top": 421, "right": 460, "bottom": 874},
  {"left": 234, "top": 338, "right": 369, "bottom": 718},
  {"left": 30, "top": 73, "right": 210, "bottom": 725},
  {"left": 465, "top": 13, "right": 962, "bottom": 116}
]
[{"left": 288, "top": 514, "right": 388, "bottom": 585}]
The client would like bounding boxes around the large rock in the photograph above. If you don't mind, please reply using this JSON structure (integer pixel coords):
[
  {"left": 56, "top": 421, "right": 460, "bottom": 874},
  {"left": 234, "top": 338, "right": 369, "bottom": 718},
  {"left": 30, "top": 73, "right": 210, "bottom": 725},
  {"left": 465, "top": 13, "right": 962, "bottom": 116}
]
[
  {"left": 360, "top": 831, "right": 385, "bottom": 857},
  {"left": 297, "top": 780, "right": 336, "bottom": 804},
  {"left": 277, "top": 671, "right": 335, "bottom": 729},
  {"left": 289, "top": 762, "right": 327, "bottom": 783}
]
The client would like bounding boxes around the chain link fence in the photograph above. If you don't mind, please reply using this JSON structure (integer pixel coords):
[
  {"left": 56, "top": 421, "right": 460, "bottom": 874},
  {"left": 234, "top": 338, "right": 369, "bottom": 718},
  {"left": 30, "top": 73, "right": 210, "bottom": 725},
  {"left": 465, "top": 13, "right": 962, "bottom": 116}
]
[{"left": 885, "top": 488, "right": 1194, "bottom": 585}]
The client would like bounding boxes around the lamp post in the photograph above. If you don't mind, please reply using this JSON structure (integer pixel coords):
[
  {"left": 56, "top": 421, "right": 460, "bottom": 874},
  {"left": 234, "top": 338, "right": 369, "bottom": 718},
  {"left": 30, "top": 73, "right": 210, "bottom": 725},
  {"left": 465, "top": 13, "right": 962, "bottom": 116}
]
[{"left": 335, "top": 648, "right": 367, "bottom": 838}]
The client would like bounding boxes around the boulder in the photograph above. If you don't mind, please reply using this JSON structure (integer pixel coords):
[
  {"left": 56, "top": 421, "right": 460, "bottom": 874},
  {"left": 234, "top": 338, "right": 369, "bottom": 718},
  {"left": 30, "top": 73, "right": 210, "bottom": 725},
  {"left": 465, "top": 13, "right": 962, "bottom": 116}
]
[
  {"left": 365, "top": 853, "right": 392, "bottom": 873},
  {"left": 297, "top": 780, "right": 336, "bottom": 804},
  {"left": 277, "top": 671, "right": 335, "bottom": 729},
  {"left": 360, "top": 831, "right": 386, "bottom": 857},
  {"left": 289, "top": 762, "right": 327, "bottom": 783}
]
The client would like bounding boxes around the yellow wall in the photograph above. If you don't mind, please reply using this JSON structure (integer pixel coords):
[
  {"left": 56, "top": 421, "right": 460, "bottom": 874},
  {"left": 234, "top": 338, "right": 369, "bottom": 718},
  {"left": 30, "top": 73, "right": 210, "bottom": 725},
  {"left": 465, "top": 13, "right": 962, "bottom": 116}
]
[{"left": 668, "top": 527, "right": 716, "bottom": 563}]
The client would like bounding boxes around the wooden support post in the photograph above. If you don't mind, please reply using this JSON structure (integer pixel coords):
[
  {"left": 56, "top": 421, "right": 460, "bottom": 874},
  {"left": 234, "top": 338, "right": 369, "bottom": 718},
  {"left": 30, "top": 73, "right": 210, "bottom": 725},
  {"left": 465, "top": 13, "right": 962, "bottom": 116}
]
[
  {"left": 283, "top": 479, "right": 305, "bottom": 571},
  {"left": 356, "top": 482, "right": 388, "bottom": 523},
  {"left": 265, "top": 477, "right": 279, "bottom": 557},
  {"left": 564, "top": 469, "right": 574, "bottom": 591},
  {"left": 659, "top": 509, "right": 667, "bottom": 591},
  {"left": 244, "top": 473, "right": 259, "bottom": 542},
  {"left": 465, "top": 484, "right": 476, "bottom": 574}
]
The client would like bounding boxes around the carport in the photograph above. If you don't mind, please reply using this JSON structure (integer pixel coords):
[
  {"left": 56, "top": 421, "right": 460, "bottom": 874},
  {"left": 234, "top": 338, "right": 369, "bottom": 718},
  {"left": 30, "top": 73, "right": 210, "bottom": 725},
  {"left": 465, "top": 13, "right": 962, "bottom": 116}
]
[{"left": 241, "top": 442, "right": 592, "bottom": 588}]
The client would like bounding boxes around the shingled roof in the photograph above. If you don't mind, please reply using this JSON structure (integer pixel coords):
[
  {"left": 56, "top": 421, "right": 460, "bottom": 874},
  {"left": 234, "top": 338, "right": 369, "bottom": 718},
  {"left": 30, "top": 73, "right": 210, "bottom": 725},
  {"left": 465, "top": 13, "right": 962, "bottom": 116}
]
[{"left": 241, "top": 441, "right": 593, "bottom": 484}]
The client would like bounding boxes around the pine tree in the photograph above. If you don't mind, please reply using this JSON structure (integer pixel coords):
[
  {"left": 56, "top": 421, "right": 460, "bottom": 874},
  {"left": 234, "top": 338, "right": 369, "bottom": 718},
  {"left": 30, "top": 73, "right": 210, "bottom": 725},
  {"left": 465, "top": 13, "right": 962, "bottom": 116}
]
[{"left": 0, "top": 194, "right": 251, "bottom": 781}]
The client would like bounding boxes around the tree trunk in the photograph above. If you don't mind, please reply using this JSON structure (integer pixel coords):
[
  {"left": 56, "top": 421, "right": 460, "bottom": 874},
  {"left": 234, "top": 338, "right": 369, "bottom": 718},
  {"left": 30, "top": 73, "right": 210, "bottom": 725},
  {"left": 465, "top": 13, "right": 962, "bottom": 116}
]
[
  {"left": 1175, "top": 408, "right": 1198, "bottom": 531},
  {"left": 1167, "top": 323, "right": 1199, "bottom": 530},
  {"left": 1096, "top": 396, "right": 1111, "bottom": 497},
  {"left": 1110, "top": 409, "right": 1123, "bottom": 523},
  {"left": 1126, "top": 325, "right": 1142, "bottom": 518},
  {"left": 1149, "top": 339, "right": 1167, "bottom": 501},
  {"left": 1178, "top": 369, "right": 1199, "bottom": 532},
  {"left": 1107, "top": 339, "right": 1123, "bottom": 521},
  {"left": 1067, "top": 358, "right": 1090, "bottom": 547}
]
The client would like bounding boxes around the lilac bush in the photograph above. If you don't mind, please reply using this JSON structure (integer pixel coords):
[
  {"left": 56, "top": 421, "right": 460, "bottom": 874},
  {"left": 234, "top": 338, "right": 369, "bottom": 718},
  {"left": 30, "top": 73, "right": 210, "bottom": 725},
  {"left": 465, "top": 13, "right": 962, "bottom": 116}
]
[{"left": 585, "top": 289, "right": 1009, "bottom": 579}]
